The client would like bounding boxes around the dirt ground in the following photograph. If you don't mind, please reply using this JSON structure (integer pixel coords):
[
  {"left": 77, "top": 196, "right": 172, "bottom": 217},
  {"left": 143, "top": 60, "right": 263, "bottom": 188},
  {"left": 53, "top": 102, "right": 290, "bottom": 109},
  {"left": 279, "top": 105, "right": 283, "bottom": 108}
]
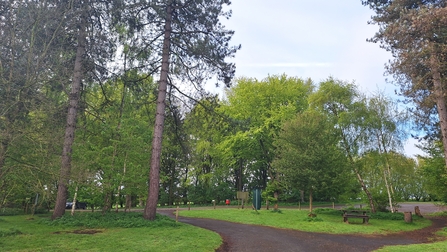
[{"left": 158, "top": 202, "right": 447, "bottom": 252}]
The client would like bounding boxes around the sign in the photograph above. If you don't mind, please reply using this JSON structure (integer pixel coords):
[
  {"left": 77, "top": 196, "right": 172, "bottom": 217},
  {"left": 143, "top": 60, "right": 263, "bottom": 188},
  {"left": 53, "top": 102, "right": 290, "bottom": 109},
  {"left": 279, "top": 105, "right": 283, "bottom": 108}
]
[{"left": 237, "top": 191, "right": 249, "bottom": 200}]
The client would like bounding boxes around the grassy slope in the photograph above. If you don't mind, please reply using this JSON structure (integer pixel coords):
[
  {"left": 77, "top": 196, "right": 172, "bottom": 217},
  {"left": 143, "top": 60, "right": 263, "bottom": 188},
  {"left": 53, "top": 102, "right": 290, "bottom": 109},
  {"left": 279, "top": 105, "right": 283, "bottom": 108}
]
[{"left": 0, "top": 214, "right": 221, "bottom": 252}]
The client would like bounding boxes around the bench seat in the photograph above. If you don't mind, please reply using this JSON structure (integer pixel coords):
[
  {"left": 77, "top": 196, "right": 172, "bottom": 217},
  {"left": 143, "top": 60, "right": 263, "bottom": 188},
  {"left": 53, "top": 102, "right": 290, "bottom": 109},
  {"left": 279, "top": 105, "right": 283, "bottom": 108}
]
[{"left": 343, "top": 213, "right": 369, "bottom": 224}]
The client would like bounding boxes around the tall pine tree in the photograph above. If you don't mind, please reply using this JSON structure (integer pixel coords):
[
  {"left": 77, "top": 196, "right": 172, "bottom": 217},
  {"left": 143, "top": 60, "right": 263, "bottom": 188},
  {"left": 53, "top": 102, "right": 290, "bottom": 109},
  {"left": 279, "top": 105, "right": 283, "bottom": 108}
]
[{"left": 127, "top": 0, "right": 239, "bottom": 220}]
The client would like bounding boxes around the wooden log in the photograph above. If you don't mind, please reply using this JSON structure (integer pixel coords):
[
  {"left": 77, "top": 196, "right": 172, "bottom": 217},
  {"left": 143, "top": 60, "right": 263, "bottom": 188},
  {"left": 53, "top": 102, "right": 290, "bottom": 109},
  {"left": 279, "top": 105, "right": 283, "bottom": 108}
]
[
  {"left": 404, "top": 211, "right": 412, "bottom": 223},
  {"left": 415, "top": 206, "right": 423, "bottom": 217}
]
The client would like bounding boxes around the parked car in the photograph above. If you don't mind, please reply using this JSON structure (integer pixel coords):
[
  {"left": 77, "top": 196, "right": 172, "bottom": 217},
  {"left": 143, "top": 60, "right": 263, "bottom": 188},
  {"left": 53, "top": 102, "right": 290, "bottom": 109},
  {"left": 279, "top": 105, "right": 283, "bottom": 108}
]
[{"left": 65, "top": 201, "right": 87, "bottom": 209}]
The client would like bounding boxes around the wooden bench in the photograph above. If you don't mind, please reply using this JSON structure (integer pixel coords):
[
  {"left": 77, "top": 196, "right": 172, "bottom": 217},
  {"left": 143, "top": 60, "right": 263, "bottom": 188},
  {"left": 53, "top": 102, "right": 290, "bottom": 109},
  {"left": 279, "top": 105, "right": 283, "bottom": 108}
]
[{"left": 342, "top": 210, "right": 369, "bottom": 224}]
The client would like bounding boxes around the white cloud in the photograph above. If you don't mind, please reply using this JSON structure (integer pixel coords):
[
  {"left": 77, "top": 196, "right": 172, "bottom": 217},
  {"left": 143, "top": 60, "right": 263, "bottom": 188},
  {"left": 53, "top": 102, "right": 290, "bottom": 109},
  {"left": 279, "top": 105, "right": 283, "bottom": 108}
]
[{"left": 239, "top": 62, "right": 332, "bottom": 68}]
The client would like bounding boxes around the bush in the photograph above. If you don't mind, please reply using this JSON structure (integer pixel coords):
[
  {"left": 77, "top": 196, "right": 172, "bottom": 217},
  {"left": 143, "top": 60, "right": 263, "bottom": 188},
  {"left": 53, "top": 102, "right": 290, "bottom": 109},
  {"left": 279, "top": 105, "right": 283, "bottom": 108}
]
[
  {"left": 0, "top": 228, "right": 23, "bottom": 237},
  {"left": 40, "top": 212, "right": 180, "bottom": 228},
  {"left": 369, "top": 211, "right": 404, "bottom": 220},
  {"left": 269, "top": 209, "right": 282, "bottom": 214},
  {"left": 0, "top": 208, "right": 24, "bottom": 216},
  {"left": 314, "top": 208, "right": 342, "bottom": 216},
  {"left": 304, "top": 216, "right": 324, "bottom": 222}
]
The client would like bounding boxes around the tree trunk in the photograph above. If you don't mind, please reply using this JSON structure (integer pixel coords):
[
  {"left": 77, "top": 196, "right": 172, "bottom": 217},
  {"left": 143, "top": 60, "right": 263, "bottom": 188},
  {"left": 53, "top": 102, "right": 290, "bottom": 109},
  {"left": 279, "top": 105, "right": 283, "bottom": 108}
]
[
  {"left": 113, "top": 78, "right": 127, "bottom": 213},
  {"left": 115, "top": 154, "right": 127, "bottom": 213},
  {"left": 238, "top": 158, "right": 243, "bottom": 192},
  {"left": 354, "top": 167, "right": 376, "bottom": 213},
  {"left": 342, "top": 134, "right": 376, "bottom": 213},
  {"left": 309, "top": 189, "right": 313, "bottom": 215},
  {"left": 431, "top": 54, "right": 447, "bottom": 170},
  {"left": 273, "top": 191, "right": 278, "bottom": 210},
  {"left": 125, "top": 194, "right": 131, "bottom": 213},
  {"left": 52, "top": 14, "right": 86, "bottom": 220},
  {"left": 383, "top": 169, "right": 394, "bottom": 213},
  {"left": 377, "top": 134, "right": 394, "bottom": 212},
  {"left": 0, "top": 137, "right": 10, "bottom": 183},
  {"left": 144, "top": 4, "right": 173, "bottom": 221},
  {"left": 71, "top": 186, "right": 78, "bottom": 216},
  {"left": 378, "top": 131, "right": 395, "bottom": 195},
  {"left": 102, "top": 179, "right": 112, "bottom": 214},
  {"left": 0, "top": 137, "right": 11, "bottom": 205},
  {"left": 404, "top": 212, "right": 412, "bottom": 223}
]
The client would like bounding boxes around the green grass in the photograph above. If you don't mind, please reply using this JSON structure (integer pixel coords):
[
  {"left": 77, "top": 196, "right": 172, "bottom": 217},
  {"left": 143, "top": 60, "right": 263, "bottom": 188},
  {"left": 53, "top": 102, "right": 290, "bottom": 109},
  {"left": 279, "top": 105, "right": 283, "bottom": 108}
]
[
  {"left": 0, "top": 213, "right": 221, "bottom": 252},
  {"left": 179, "top": 208, "right": 431, "bottom": 235},
  {"left": 375, "top": 228, "right": 447, "bottom": 252},
  {"left": 179, "top": 207, "right": 447, "bottom": 251}
]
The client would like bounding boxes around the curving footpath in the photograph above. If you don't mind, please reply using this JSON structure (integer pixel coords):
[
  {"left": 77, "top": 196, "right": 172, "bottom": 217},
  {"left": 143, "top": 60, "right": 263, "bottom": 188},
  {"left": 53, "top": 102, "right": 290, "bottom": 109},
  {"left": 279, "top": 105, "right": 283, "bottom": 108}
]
[{"left": 158, "top": 207, "right": 447, "bottom": 252}]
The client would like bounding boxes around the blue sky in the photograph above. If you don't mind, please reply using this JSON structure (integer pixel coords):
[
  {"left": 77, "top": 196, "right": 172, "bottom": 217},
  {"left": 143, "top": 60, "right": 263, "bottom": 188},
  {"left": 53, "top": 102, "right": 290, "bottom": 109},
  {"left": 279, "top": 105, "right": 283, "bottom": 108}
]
[{"left": 218, "top": 0, "right": 423, "bottom": 157}]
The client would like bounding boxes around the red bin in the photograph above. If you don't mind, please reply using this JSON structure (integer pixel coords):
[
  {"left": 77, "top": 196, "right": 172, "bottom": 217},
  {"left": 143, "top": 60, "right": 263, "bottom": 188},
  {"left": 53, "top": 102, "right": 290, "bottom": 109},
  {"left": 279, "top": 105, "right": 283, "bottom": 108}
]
[{"left": 225, "top": 199, "right": 230, "bottom": 205}]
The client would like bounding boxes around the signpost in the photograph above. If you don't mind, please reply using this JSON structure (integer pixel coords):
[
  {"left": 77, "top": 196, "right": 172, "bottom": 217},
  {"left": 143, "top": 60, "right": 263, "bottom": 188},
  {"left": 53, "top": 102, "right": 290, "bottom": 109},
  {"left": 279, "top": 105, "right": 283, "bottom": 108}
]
[{"left": 237, "top": 191, "right": 249, "bottom": 209}]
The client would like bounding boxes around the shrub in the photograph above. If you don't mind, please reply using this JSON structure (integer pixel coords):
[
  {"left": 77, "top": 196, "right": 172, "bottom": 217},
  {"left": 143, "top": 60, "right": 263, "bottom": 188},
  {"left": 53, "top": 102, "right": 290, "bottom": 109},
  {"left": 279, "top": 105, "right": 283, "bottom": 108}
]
[
  {"left": 0, "top": 228, "right": 23, "bottom": 237},
  {"left": 40, "top": 212, "right": 179, "bottom": 228},
  {"left": 314, "top": 208, "right": 341, "bottom": 216}
]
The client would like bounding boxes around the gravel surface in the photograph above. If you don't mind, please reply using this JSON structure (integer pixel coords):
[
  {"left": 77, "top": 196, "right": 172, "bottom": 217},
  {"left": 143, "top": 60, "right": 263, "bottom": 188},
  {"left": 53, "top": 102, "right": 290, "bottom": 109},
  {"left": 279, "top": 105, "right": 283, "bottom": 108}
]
[{"left": 158, "top": 203, "right": 447, "bottom": 252}]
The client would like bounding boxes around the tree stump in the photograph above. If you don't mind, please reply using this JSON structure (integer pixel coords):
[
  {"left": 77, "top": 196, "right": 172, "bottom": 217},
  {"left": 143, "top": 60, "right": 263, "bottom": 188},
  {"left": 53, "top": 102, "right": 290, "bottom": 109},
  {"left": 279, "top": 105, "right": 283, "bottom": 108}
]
[
  {"left": 415, "top": 206, "right": 423, "bottom": 217},
  {"left": 404, "top": 212, "right": 412, "bottom": 223}
]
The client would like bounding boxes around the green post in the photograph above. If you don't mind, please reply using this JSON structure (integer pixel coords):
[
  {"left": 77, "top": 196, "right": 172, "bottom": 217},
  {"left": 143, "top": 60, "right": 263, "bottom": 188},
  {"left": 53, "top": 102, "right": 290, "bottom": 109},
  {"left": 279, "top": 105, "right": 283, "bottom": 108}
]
[{"left": 252, "top": 188, "right": 261, "bottom": 210}]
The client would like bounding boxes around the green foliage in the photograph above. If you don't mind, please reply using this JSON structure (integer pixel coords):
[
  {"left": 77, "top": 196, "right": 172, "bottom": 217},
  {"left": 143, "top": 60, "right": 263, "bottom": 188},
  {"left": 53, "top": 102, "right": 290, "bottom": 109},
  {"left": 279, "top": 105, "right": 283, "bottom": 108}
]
[
  {"left": 369, "top": 212, "right": 405, "bottom": 221},
  {"left": 429, "top": 210, "right": 447, "bottom": 217},
  {"left": 0, "top": 208, "right": 25, "bottom": 216},
  {"left": 304, "top": 216, "right": 324, "bottom": 222},
  {"left": 219, "top": 75, "right": 314, "bottom": 189},
  {"left": 313, "top": 208, "right": 342, "bottom": 216},
  {"left": 262, "top": 181, "right": 280, "bottom": 203},
  {"left": 369, "top": 188, "right": 397, "bottom": 212},
  {"left": 273, "top": 110, "right": 350, "bottom": 202},
  {"left": 314, "top": 207, "right": 415, "bottom": 220},
  {"left": 0, "top": 228, "right": 23, "bottom": 237},
  {"left": 270, "top": 209, "right": 282, "bottom": 214},
  {"left": 41, "top": 212, "right": 179, "bottom": 228},
  {"left": 419, "top": 142, "right": 447, "bottom": 202}
]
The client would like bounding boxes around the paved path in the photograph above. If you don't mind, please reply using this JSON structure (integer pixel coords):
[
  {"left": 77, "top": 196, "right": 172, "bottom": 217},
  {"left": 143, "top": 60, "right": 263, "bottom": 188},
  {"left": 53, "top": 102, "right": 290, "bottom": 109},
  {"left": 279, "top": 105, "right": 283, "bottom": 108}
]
[{"left": 158, "top": 205, "right": 447, "bottom": 252}]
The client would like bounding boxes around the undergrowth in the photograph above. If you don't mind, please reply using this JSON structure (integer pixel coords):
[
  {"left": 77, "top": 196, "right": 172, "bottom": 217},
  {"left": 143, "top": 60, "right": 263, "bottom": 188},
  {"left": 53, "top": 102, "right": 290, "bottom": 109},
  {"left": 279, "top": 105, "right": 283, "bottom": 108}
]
[
  {"left": 304, "top": 217, "right": 324, "bottom": 222},
  {"left": 0, "top": 228, "right": 23, "bottom": 237},
  {"left": 313, "top": 207, "right": 423, "bottom": 221},
  {"left": 39, "top": 212, "right": 179, "bottom": 228}
]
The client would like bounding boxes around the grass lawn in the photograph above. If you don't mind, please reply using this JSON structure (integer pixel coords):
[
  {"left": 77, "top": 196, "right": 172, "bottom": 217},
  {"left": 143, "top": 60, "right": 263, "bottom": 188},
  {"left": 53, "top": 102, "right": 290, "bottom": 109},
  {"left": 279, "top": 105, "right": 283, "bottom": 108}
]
[
  {"left": 377, "top": 212, "right": 447, "bottom": 252},
  {"left": 376, "top": 228, "right": 447, "bottom": 252},
  {"left": 0, "top": 213, "right": 221, "bottom": 252},
  {"left": 179, "top": 208, "right": 432, "bottom": 235},
  {"left": 179, "top": 207, "right": 447, "bottom": 251}
]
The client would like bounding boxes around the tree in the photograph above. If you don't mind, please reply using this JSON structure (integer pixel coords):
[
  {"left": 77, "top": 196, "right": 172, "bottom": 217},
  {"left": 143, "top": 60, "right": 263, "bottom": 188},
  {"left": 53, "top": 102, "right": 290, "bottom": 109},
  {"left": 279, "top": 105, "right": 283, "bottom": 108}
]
[
  {"left": 419, "top": 141, "right": 447, "bottom": 201},
  {"left": 362, "top": 1, "right": 447, "bottom": 169},
  {"left": 0, "top": 1, "right": 67, "bottom": 209},
  {"left": 52, "top": 0, "right": 120, "bottom": 219},
  {"left": 52, "top": 2, "right": 88, "bottom": 219},
  {"left": 309, "top": 78, "right": 377, "bottom": 212},
  {"left": 129, "top": 0, "right": 239, "bottom": 220},
  {"left": 365, "top": 93, "right": 407, "bottom": 212},
  {"left": 69, "top": 71, "right": 156, "bottom": 212},
  {"left": 183, "top": 96, "right": 233, "bottom": 205},
  {"left": 220, "top": 75, "right": 313, "bottom": 203},
  {"left": 273, "top": 110, "right": 349, "bottom": 214}
]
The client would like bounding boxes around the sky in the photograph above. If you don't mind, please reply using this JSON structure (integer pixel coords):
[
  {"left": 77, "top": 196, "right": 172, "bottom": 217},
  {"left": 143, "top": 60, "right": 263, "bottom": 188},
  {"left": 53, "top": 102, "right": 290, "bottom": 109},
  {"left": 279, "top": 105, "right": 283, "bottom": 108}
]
[{"left": 215, "top": 0, "right": 424, "bottom": 158}]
